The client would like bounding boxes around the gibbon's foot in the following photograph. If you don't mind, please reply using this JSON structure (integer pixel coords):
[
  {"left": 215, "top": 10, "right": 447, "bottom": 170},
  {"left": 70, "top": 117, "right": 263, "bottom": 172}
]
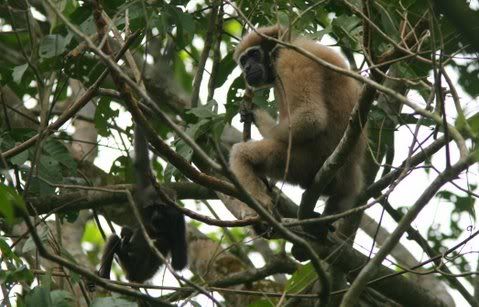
[
  {"left": 308, "top": 221, "right": 336, "bottom": 238},
  {"left": 240, "top": 108, "right": 254, "bottom": 123},
  {"left": 291, "top": 220, "right": 336, "bottom": 262},
  {"left": 239, "top": 208, "right": 275, "bottom": 238},
  {"left": 291, "top": 244, "right": 308, "bottom": 262},
  {"left": 291, "top": 232, "right": 334, "bottom": 262},
  {"left": 253, "top": 222, "right": 276, "bottom": 239},
  {"left": 300, "top": 210, "right": 336, "bottom": 238}
]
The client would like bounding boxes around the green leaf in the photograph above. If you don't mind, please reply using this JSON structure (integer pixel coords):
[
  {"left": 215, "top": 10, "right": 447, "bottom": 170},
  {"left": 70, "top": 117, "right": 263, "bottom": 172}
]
[
  {"left": 378, "top": 3, "right": 401, "bottom": 42},
  {"left": 225, "top": 76, "right": 244, "bottom": 123},
  {"left": 0, "top": 184, "right": 24, "bottom": 224},
  {"left": 166, "top": 5, "right": 195, "bottom": 48},
  {"left": 57, "top": 248, "right": 80, "bottom": 283},
  {"left": 164, "top": 163, "right": 179, "bottom": 182},
  {"left": 40, "top": 270, "right": 53, "bottom": 291},
  {"left": 79, "top": 16, "right": 97, "bottom": 36},
  {"left": 465, "top": 112, "right": 479, "bottom": 134},
  {"left": 174, "top": 52, "right": 193, "bottom": 92},
  {"left": 12, "top": 64, "right": 29, "bottom": 84},
  {"left": 214, "top": 52, "right": 236, "bottom": 89},
  {"left": 175, "top": 140, "right": 194, "bottom": 161},
  {"left": 3, "top": 265, "right": 34, "bottom": 285},
  {"left": 210, "top": 115, "right": 226, "bottom": 141},
  {"left": 0, "top": 188, "right": 15, "bottom": 224},
  {"left": 23, "top": 227, "right": 48, "bottom": 254},
  {"left": 152, "top": 159, "right": 164, "bottom": 182},
  {"left": 94, "top": 97, "right": 118, "bottom": 137},
  {"left": 82, "top": 220, "right": 103, "bottom": 246},
  {"left": 248, "top": 299, "right": 275, "bottom": 307},
  {"left": 50, "top": 290, "right": 74, "bottom": 307},
  {"left": 314, "top": 24, "right": 333, "bottom": 41},
  {"left": 25, "top": 154, "right": 63, "bottom": 196},
  {"left": 0, "top": 237, "right": 15, "bottom": 259},
  {"left": 114, "top": 2, "right": 148, "bottom": 30},
  {"left": 224, "top": 19, "right": 242, "bottom": 37},
  {"left": 60, "top": 246, "right": 79, "bottom": 264},
  {"left": 453, "top": 195, "right": 476, "bottom": 220},
  {"left": 90, "top": 297, "right": 136, "bottom": 307},
  {"left": 39, "top": 155, "right": 62, "bottom": 182},
  {"left": 189, "top": 301, "right": 203, "bottom": 307},
  {"left": 177, "top": 11, "right": 195, "bottom": 33},
  {"left": 109, "top": 156, "right": 134, "bottom": 184},
  {"left": 252, "top": 89, "right": 271, "bottom": 109},
  {"left": 10, "top": 149, "right": 29, "bottom": 166},
  {"left": 185, "top": 119, "right": 210, "bottom": 139},
  {"left": 39, "top": 34, "right": 72, "bottom": 59},
  {"left": 278, "top": 11, "right": 290, "bottom": 27},
  {"left": 285, "top": 263, "right": 316, "bottom": 294},
  {"left": 43, "top": 138, "right": 76, "bottom": 172},
  {"left": 187, "top": 100, "right": 218, "bottom": 119},
  {"left": 331, "top": 14, "right": 362, "bottom": 50},
  {"left": 62, "top": 210, "right": 79, "bottom": 223},
  {"left": 25, "top": 286, "right": 52, "bottom": 307}
]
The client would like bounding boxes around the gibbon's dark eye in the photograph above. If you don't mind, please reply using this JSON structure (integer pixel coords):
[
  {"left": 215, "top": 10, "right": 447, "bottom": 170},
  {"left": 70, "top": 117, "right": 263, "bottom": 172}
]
[
  {"left": 239, "top": 55, "right": 247, "bottom": 66},
  {"left": 248, "top": 48, "right": 261, "bottom": 60}
]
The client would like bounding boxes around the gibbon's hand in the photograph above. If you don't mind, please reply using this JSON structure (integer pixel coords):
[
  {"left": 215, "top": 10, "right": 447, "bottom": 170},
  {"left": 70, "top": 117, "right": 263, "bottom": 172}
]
[{"left": 240, "top": 107, "right": 255, "bottom": 123}]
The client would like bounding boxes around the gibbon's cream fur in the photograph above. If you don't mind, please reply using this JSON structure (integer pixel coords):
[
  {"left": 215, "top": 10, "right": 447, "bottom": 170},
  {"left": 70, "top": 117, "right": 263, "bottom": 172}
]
[{"left": 230, "top": 26, "right": 366, "bottom": 224}]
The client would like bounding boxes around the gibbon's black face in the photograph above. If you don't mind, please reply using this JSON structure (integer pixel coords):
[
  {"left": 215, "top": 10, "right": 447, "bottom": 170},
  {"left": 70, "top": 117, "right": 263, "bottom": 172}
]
[{"left": 239, "top": 46, "right": 276, "bottom": 88}]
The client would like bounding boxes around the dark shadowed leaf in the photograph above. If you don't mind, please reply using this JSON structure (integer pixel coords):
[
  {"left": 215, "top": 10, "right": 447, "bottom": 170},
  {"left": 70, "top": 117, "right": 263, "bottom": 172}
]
[
  {"left": 25, "top": 286, "right": 52, "bottom": 307},
  {"left": 12, "top": 64, "right": 28, "bottom": 84},
  {"left": 50, "top": 290, "right": 74, "bottom": 307},
  {"left": 39, "top": 34, "right": 73, "bottom": 59},
  {"left": 91, "top": 297, "right": 136, "bottom": 307}
]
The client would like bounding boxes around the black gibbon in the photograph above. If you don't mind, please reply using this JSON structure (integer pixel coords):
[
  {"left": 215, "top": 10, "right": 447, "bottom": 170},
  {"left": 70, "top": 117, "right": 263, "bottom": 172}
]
[
  {"left": 98, "top": 126, "right": 187, "bottom": 283},
  {"left": 230, "top": 26, "right": 366, "bottom": 235}
]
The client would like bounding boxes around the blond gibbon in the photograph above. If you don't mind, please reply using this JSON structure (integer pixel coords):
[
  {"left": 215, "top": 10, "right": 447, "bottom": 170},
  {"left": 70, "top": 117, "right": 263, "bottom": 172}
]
[{"left": 230, "top": 26, "right": 366, "bottom": 236}]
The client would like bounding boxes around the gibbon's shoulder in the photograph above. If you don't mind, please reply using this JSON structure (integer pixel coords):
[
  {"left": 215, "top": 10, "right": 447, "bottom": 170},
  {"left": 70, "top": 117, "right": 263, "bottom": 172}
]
[{"left": 277, "top": 37, "right": 349, "bottom": 71}]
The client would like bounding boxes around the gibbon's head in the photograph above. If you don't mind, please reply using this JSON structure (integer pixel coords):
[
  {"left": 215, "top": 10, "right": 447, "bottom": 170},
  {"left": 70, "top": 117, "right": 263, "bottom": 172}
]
[{"left": 234, "top": 25, "right": 286, "bottom": 88}]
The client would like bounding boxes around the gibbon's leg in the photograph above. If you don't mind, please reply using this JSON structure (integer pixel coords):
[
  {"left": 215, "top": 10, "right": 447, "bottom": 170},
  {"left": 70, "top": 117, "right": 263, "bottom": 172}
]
[
  {"left": 312, "top": 161, "right": 363, "bottom": 243},
  {"left": 324, "top": 162, "right": 363, "bottom": 216},
  {"left": 324, "top": 162, "right": 364, "bottom": 241},
  {"left": 98, "top": 234, "right": 121, "bottom": 279},
  {"left": 230, "top": 139, "right": 289, "bottom": 212},
  {"left": 292, "top": 164, "right": 363, "bottom": 261}
]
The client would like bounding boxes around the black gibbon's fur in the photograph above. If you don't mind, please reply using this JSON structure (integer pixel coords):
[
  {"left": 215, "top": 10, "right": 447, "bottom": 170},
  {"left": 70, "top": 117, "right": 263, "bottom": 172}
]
[
  {"left": 98, "top": 126, "right": 187, "bottom": 283},
  {"left": 231, "top": 26, "right": 366, "bottom": 239}
]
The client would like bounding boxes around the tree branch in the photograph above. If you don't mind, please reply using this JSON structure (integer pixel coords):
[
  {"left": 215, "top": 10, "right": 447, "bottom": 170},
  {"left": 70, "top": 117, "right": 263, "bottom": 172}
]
[{"left": 341, "top": 153, "right": 477, "bottom": 306}]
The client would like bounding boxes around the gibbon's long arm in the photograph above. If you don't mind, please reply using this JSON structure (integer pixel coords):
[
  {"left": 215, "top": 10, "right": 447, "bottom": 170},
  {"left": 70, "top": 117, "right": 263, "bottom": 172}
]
[
  {"left": 254, "top": 107, "right": 326, "bottom": 143},
  {"left": 253, "top": 109, "right": 276, "bottom": 137},
  {"left": 134, "top": 125, "right": 154, "bottom": 190},
  {"left": 98, "top": 234, "right": 121, "bottom": 279},
  {"left": 163, "top": 209, "right": 188, "bottom": 270}
]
